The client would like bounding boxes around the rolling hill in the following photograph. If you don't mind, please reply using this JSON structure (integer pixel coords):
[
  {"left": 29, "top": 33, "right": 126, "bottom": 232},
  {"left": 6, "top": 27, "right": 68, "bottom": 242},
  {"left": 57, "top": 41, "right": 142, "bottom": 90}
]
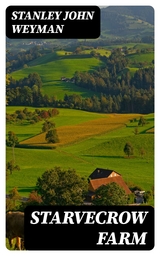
[
  {"left": 7, "top": 6, "right": 154, "bottom": 100},
  {"left": 9, "top": 41, "right": 154, "bottom": 100},
  {"left": 11, "top": 52, "right": 104, "bottom": 99},
  {"left": 100, "top": 6, "right": 154, "bottom": 39},
  {"left": 6, "top": 108, "right": 154, "bottom": 198}
]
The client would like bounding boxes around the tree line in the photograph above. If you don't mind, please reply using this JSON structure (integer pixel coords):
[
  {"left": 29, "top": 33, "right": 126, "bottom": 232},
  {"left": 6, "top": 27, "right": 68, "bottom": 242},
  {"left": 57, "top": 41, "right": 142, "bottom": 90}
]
[
  {"left": 6, "top": 166, "right": 154, "bottom": 212},
  {"left": 6, "top": 85, "right": 154, "bottom": 114},
  {"left": 6, "top": 46, "right": 45, "bottom": 73},
  {"left": 73, "top": 48, "right": 154, "bottom": 92},
  {"left": 6, "top": 48, "right": 154, "bottom": 114},
  {"left": 6, "top": 107, "right": 59, "bottom": 124}
]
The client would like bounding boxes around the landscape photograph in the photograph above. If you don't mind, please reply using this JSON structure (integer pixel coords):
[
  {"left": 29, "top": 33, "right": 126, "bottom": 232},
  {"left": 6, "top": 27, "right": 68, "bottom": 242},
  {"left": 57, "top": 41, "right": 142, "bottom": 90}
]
[{"left": 6, "top": 5, "right": 154, "bottom": 250}]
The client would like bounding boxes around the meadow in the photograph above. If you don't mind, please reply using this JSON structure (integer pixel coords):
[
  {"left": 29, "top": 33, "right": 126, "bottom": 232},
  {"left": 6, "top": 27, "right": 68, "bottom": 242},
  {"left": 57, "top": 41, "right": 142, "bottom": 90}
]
[
  {"left": 11, "top": 52, "right": 104, "bottom": 99},
  {"left": 10, "top": 43, "right": 153, "bottom": 99},
  {"left": 127, "top": 52, "right": 154, "bottom": 65},
  {"left": 6, "top": 107, "right": 107, "bottom": 142},
  {"left": 6, "top": 108, "right": 154, "bottom": 198}
]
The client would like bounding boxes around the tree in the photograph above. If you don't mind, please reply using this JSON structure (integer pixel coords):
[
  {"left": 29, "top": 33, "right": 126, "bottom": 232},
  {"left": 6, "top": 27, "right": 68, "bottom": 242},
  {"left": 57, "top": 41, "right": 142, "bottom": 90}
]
[
  {"left": 6, "top": 198, "right": 15, "bottom": 212},
  {"left": 6, "top": 131, "right": 19, "bottom": 163},
  {"left": 133, "top": 127, "right": 139, "bottom": 135},
  {"left": 143, "top": 190, "right": 152, "bottom": 203},
  {"left": 42, "top": 120, "right": 55, "bottom": 133},
  {"left": 6, "top": 160, "right": 20, "bottom": 175},
  {"left": 124, "top": 142, "right": 134, "bottom": 158},
  {"left": 139, "top": 147, "right": 146, "bottom": 158},
  {"left": 19, "top": 191, "right": 42, "bottom": 211},
  {"left": 138, "top": 116, "right": 146, "bottom": 126},
  {"left": 8, "top": 187, "right": 21, "bottom": 208},
  {"left": 45, "top": 129, "right": 59, "bottom": 143},
  {"left": 36, "top": 167, "right": 88, "bottom": 205},
  {"left": 74, "top": 47, "right": 81, "bottom": 54},
  {"left": 92, "top": 182, "right": 128, "bottom": 206},
  {"left": 28, "top": 72, "right": 42, "bottom": 89}
]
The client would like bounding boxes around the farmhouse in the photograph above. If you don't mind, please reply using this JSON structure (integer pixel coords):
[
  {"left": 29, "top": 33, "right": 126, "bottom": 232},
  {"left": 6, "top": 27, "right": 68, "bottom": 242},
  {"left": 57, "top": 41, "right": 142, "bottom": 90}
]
[{"left": 87, "top": 168, "right": 131, "bottom": 201}]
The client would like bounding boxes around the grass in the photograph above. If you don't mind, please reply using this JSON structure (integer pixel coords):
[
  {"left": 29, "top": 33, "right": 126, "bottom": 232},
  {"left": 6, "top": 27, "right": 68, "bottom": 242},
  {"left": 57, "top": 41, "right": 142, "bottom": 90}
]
[
  {"left": 6, "top": 107, "right": 108, "bottom": 141},
  {"left": 6, "top": 110, "right": 154, "bottom": 197},
  {"left": 80, "top": 48, "right": 111, "bottom": 57},
  {"left": 127, "top": 52, "right": 154, "bottom": 63},
  {"left": 19, "top": 113, "right": 141, "bottom": 147},
  {"left": 12, "top": 57, "right": 102, "bottom": 81},
  {"left": 11, "top": 53, "right": 104, "bottom": 99},
  {"left": 10, "top": 45, "right": 154, "bottom": 99},
  {"left": 6, "top": 134, "right": 154, "bottom": 196},
  {"left": 41, "top": 80, "right": 98, "bottom": 99}
]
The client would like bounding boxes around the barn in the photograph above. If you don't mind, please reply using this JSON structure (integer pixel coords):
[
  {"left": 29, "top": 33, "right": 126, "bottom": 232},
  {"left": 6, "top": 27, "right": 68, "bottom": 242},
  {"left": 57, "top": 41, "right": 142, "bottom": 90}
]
[{"left": 86, "top": 168, "right": 131, "bottom": 202}]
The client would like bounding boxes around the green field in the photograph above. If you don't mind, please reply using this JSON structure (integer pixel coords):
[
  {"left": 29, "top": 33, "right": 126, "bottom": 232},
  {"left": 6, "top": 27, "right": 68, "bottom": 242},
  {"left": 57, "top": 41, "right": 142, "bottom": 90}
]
[
  {"left": 6, "top": 107, "right": 107, "bottom": 142},
  {"left": 80, "top": 48, "right": 111, "bottom": 57},
  {"left": 11, "top": 51, "right": 104, "bottom": 99},
  {"left": 7, "top": 43, "right": 154, "bottom": 200},
  {"left": 10, "top": 44, "right": 154, "bottom": 99},
  {"left": 6, "top": 108, "right": 154, "bottom": 198},
  {"left": 127, "top": 52, "right": 154, "bottom": 63}
]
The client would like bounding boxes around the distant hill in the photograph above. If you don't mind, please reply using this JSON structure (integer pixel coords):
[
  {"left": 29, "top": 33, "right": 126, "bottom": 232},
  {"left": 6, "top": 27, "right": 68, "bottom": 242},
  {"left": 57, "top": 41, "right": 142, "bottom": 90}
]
[
  {"left": 100, "top": 6, "right": 154, "bottom": 39},
  {"left": 103, "top": 6, "right": 154, "bottom": 24},
  {"left": 6, "top": 6, "right": 154, "bottom": 51}
]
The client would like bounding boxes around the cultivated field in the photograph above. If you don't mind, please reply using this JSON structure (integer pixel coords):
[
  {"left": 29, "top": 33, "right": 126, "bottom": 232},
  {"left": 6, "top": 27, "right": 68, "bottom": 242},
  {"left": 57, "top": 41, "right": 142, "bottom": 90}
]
[
  {"left": 19, "top": 113, "right": 141, "bottom": 148},
  {"left": 6, "top": 108, "right": 154, "bottom": 199},
  {"left": 6, "top": 43, "right": 154, "bottom": 200}
]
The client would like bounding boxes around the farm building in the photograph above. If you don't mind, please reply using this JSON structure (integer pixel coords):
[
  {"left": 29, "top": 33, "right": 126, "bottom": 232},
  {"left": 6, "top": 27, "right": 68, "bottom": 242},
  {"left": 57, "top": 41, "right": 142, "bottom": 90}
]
[{"left": 87, "top": 168, "right": 131, "bottom": 201}]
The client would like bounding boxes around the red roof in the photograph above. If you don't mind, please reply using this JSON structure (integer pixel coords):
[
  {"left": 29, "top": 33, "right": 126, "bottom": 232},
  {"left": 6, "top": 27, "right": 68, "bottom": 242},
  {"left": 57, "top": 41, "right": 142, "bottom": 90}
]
[{"left": 89, "top": 176, "right": 131, "bottom": 195}]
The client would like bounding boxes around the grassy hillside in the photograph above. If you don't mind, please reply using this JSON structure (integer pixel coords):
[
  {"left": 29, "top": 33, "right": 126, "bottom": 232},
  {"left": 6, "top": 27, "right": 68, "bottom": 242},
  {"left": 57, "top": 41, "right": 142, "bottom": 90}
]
[
  {"left": 6, "top": 107, "right": 107, "bottom": 142},
  {"left": 10, "top": 43, "right": 154, "bottom": 100},
  {"left": 19, "top": 113, "right": 140, "bottom": 148},
  {"left": 6, "top": 109, "right": 154, "bottom": 197},
  {"left": 127, "top": 52, "right": 154, "bottom": 65},
  {"left": 11, "top": 52, "right": 104, "bottom": 99}
]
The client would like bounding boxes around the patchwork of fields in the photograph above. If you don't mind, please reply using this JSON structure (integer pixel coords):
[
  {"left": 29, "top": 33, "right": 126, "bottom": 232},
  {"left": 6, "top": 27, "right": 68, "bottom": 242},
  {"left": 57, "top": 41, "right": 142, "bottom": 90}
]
[
  {"left": 19, "top": 113, "right": 140, "bottom": 148},
  {"left": 6, "top": 107, "right": 154, "bottom": 199},
  {"left": 6, "top": 43, "right": 154, "bottom": 201}
]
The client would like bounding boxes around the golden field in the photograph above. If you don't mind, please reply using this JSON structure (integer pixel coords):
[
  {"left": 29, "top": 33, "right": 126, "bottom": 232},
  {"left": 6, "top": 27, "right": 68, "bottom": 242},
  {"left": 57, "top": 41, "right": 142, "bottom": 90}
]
[{"left": 19, "top": 113, "right": 140, "bottom": 148}]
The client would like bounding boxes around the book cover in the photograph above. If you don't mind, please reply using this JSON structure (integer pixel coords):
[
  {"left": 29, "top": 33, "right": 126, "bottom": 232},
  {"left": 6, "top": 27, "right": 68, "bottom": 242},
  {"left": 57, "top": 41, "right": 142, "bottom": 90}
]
[{"left": 5, "top": 1, "right": 156, "bottom": 253}]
